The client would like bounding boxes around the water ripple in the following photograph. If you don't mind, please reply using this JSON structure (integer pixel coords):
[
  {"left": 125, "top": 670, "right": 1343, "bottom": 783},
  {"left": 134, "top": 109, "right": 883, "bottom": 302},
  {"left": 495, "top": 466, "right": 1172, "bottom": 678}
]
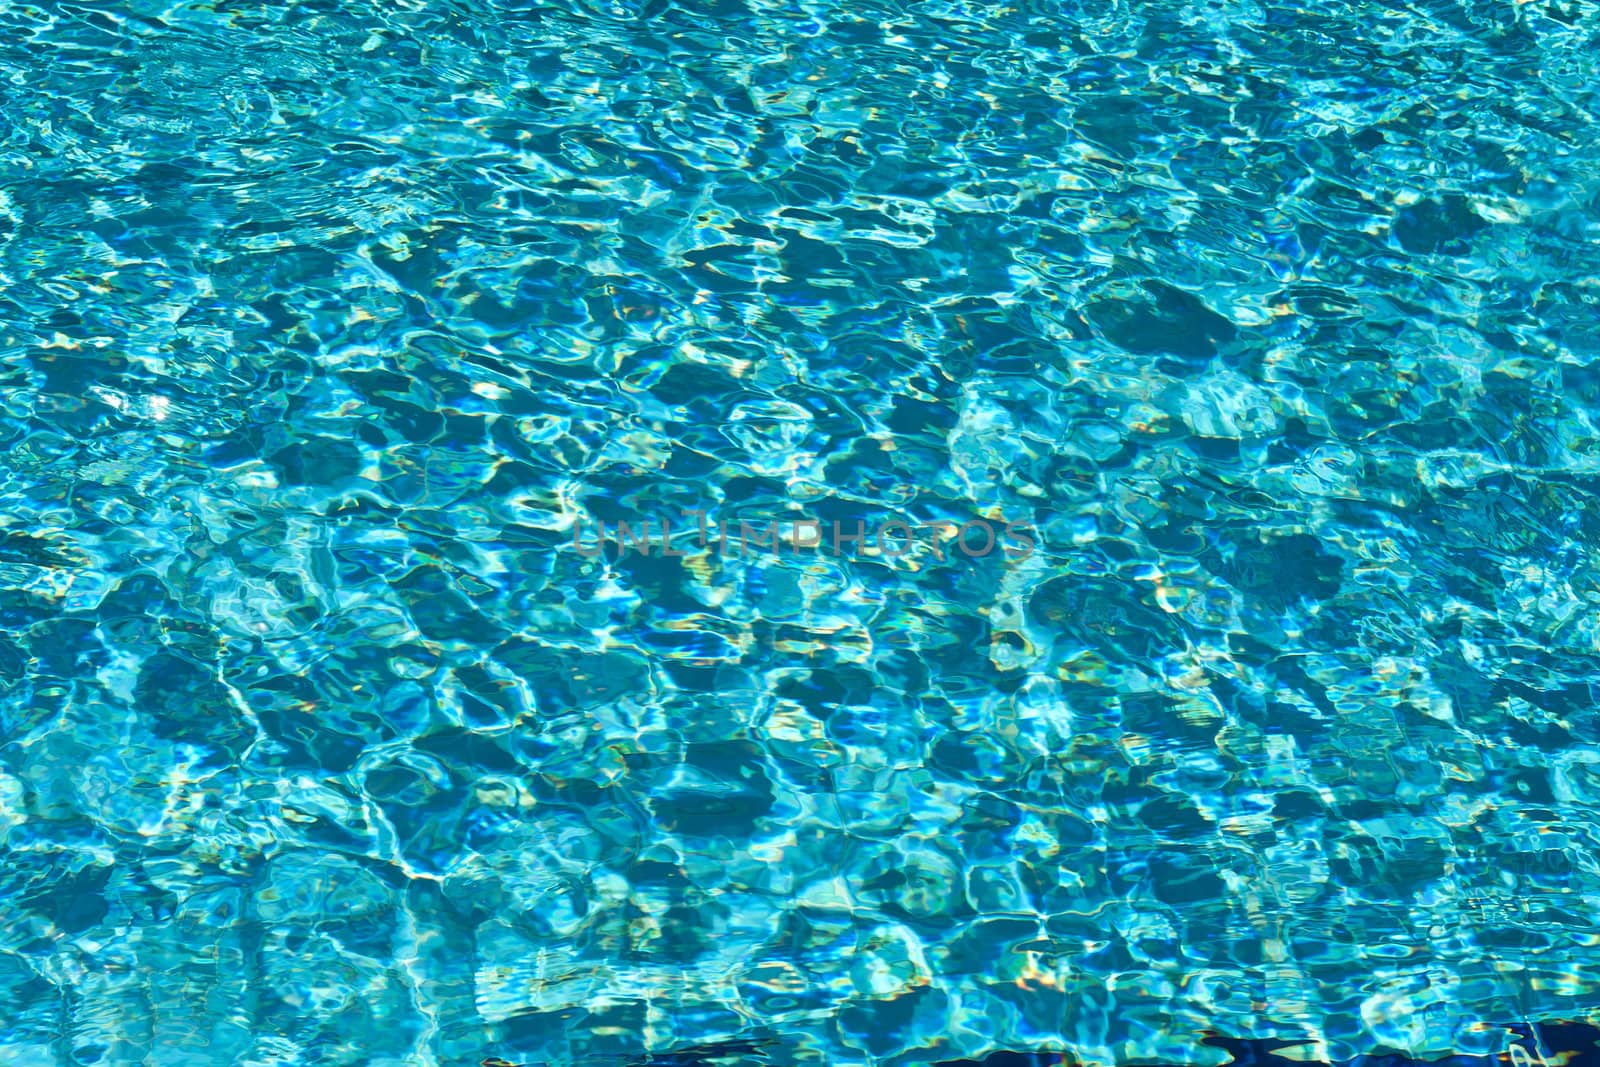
[{"left": 4, "top": 0, "right": 1600, "bottom": 1065}]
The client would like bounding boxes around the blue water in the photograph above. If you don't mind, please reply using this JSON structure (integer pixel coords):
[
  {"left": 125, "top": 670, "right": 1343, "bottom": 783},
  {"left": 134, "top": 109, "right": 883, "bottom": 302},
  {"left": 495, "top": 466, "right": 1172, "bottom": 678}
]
[{"left": 3, "top": 0, "right": 1600, "bottom": 1064}]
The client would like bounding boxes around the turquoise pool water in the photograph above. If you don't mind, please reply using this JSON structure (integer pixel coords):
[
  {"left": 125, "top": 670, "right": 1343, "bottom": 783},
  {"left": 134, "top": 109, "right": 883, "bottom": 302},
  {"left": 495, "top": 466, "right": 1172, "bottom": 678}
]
[{"left": 3, "top": 0, "right": 1600, "bottom": 1064}]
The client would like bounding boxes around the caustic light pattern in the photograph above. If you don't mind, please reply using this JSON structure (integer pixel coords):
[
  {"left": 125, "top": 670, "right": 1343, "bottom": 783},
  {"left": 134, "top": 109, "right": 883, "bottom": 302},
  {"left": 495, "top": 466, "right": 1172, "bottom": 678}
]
[{"left": 1, "top": 0, "right": 1599, "bottom": 1065}]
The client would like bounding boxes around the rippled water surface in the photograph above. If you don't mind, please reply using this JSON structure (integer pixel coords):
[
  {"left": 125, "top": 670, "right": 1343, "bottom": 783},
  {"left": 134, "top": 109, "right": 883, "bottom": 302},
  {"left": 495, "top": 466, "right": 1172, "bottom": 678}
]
[{"left": 4, "top": 0, "right": 1600, "bottom": 1064}]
